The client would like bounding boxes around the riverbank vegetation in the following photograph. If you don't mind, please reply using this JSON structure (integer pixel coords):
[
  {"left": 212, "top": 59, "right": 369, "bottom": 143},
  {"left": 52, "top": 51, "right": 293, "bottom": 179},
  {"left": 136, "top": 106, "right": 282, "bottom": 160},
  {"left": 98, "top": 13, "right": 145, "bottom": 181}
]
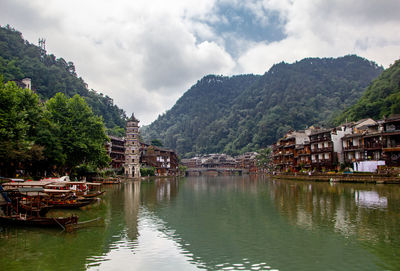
[
  {"left": 336, "top": 59, "right": 400, "bottom": 123},
  {"left": 0, "top": 79, "right": 110, "bottom": 177}
]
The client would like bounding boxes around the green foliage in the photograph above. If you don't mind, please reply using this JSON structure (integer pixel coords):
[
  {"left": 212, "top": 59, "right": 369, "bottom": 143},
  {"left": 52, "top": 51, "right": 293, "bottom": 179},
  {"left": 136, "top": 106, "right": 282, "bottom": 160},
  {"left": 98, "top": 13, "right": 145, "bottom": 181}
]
[
  {"left": 0, "top": 78, "right": 43, "bottom": 175},
  {"left": 0, "top": 25, "right": 126, "bottom": 130},
  {"left": 43, "top": 93, "right": 111, "bottom": 172},
  {"left": 142, "top": 55, "right": 382, "bottom": 157},
  {"left": 0, "top": 79, "right": 110, "bottom": 177},
  {"left": 178, "top": 165, "right": 187, "bottom": 174},
  {"left": 107, "top": 126, "right": 125, "bottom": 137},
  {"left": 337, "top": 59, "right": 400, "bottom": 123},
  {"left": 151, "top": 139, "right": 163, "bottom": 147},
  {"left": 256, "top": 148, "right": 272, "bottom": 170},
  {"left": 140, "top": 167, "right": 155, "bottom": 176}
]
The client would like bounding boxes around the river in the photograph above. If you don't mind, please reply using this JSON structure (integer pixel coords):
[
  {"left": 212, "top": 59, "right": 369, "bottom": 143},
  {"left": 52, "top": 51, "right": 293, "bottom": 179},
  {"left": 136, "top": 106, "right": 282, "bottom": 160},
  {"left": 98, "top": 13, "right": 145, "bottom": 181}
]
[{"left": 1, "top": 176, "right": 400, "bottom": 271}]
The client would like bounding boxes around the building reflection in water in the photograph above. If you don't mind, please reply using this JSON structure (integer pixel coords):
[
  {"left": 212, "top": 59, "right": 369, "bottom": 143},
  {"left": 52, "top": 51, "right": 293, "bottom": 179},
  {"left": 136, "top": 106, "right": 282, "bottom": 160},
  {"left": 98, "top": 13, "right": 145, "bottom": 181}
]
[
  {"left": 355, "top": 190, "right": 388, "bottom": 209},
  {"left": 124, "top": 181, "right": 141, "bottom": 241},
  {"left": 140, "top": 178, "right": 180, "bottom": 208},
  {"left": 121, "top": 178, "right": 181, "bottom": 243},
  {"left": 268, "top": 179, "right": 398, "bottom": 243}
]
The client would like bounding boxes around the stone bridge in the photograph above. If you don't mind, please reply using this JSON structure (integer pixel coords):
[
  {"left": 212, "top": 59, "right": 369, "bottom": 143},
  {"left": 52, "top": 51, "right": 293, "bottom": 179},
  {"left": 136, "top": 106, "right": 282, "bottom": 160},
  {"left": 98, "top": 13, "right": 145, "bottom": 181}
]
[{"left": 185, "top": 167, "right": 248, "bottom": 176}]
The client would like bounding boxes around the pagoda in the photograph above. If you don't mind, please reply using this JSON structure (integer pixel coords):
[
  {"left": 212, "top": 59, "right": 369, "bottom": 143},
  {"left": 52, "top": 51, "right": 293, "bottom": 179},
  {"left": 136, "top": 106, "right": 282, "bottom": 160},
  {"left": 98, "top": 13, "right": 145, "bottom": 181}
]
[{"left": 124, "top": 113, "right": 141, "bottom": 178}]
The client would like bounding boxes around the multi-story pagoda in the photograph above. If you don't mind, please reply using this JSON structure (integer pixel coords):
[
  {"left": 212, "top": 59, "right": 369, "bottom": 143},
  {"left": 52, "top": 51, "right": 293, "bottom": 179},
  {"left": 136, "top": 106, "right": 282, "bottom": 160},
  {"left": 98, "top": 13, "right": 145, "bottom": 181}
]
[{"left": 124, "top": 113, "right": 141, "bottom": 178}]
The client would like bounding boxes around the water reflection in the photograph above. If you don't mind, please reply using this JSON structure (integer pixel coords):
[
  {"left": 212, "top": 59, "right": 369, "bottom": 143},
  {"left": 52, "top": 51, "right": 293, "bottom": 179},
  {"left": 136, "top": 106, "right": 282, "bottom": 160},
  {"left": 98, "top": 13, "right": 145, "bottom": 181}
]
[
  {"left": 267, "top": 179, "right": 400, "bottom": 243},
  {"left": 355, "top": 191, "right": 388, "bottom": 209},
  {"left": 267, "top": 178, "right": 400, "bottom": 270},
  {"left": 1, "top": 176, "right": 400, "bottom": 271},
  {"left": 124, "top": 181, "right": 140, "bottom": 241},
  {"left": 149, "top": 176, "right": 400, "bottom": 271}
]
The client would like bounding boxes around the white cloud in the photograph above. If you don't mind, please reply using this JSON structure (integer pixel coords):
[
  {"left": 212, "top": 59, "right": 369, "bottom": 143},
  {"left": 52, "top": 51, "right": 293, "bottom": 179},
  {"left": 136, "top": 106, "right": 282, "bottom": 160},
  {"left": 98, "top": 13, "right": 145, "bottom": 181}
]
[
  {"left": 0, "top": 0, "right": 235, "bottom": 124},
  {"left": 0, "top": 0, "right": 399, "bottom": 124},
  {"left": 237, "top": 0, "right": 400, "bottom": 74}
]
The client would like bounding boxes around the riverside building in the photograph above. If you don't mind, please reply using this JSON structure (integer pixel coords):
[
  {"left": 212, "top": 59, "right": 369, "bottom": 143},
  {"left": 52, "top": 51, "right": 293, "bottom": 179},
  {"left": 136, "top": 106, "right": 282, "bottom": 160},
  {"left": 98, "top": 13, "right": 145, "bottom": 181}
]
[{"left": 272, "top": 116, "right": 400, "bottom": 172}]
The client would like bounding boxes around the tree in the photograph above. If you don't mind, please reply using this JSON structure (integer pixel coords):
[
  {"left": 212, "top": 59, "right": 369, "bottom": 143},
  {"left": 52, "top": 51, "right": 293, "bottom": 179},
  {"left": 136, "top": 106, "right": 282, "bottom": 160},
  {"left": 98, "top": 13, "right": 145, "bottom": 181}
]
[
  {"left": 43, "top": 93, "right": 110, "bottom": 173},
  {"left": 107, "top": 126, "right": 125, "bottom": 137},
  {"left": 0, "top": 79, "right": 43, "bottom": 176},
  {"left": 337, "top": 59, "right": 400, "bottom": 123},
  {"left": 151, "top": 139, "right": 163, "bottom": 147},
  {"left": 256, "top": 148, "right": 273, "bottom": 172}
]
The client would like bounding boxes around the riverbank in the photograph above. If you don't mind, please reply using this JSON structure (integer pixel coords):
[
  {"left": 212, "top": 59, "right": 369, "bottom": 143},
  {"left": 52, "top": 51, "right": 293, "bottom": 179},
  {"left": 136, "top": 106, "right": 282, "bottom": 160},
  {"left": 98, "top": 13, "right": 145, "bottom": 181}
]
[{"left": 269, "top": 173, "right": 400, "bottom": 184}]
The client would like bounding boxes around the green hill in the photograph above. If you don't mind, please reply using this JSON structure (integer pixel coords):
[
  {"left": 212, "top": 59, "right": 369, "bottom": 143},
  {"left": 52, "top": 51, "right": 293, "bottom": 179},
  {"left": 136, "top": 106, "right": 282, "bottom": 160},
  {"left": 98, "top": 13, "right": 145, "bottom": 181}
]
[
  {"left": 0, "top": 25, "right": 126, "bottom": 132},
  {"left": 336, "top": 59, "right": 400, "bottom": 123},
  {"left": 142, "top": 55, "right": 383, "bottom": 157}
]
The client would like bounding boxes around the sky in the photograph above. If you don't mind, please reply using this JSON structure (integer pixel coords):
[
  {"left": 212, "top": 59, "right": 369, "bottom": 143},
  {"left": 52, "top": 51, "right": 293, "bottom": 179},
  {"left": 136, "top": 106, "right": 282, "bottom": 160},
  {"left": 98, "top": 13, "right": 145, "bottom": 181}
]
[{"left": 1, "top": 0, "right": 400, "bottom": 125}]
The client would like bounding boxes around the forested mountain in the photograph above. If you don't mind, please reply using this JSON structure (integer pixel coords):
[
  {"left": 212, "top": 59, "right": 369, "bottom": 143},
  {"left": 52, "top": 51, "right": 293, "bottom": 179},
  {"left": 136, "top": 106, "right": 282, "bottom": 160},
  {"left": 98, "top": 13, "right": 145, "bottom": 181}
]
[
  {"left": 141, "top": 74, "right": 260, "bottom": 156},
  {"left": 142, "top": 55, "right": 383, "bottom": 157},
  {"left": 336, "top": 59, "right": 400, "bottom": 123},
  {"left": 0, "top": 25, "right": 126, "bottom": 132}
]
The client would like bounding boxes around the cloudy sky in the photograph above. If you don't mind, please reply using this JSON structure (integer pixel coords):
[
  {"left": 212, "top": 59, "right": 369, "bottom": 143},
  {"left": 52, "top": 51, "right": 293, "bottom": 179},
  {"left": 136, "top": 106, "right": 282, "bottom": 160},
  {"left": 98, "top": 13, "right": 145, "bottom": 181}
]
[{"left": 1, "top": 0, "right": 399, "bottom": 124}]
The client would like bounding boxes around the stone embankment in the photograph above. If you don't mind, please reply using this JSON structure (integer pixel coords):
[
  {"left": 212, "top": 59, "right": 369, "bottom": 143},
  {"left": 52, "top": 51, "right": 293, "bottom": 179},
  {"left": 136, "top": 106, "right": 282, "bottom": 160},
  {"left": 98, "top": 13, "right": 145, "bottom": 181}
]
[{"left": 269, "top": 173, "right": 400, "bottom": 184}]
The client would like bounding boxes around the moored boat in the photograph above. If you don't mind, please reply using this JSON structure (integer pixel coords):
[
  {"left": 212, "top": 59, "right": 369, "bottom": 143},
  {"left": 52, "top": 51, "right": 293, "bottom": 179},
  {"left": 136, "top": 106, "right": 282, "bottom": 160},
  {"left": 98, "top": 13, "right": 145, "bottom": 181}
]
[
  {"left": 81, "top": 190, "right": 105, "bottom": 198},
  {"left": 0, "top": 214, "right": 78, "bottom": 229},
  {"left": 48, "top": 198, "right": 96, "bottom": 209},
  {"left": 1, "top": 187, "right": 54, "bottom": 217}
]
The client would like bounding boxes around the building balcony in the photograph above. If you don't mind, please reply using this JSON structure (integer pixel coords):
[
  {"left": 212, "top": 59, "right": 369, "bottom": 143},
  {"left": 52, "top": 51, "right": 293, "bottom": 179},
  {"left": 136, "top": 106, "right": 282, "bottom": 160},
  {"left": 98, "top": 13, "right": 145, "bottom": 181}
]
[
  {"left": 310, "top": 136, "right": 331, "bottom": 143},
  {"left": 311, "top": 159, "right": 333, "bottom": 166},
  {"left": 111, "top": 150, "right": 125, "bottom": 155},
  {"left": 283, "top": 144, "right": 295, "bottom": 148},
  {"left": 343, "top": 145, "right": 362, "bottom": 151},
  {"left": 344, "top": 157, "right": 364, "bottom": 163},
  {"left": 383, "top": 146, "right": 400, "bottom": 152},
  {"left": 383, "top": 130, "right": 400, "bottom": 136},
  {"left": 283, "top": 152, "right": 294, "bottom": 156},
  {"left": 363, "top": 143, "right": 382, "bottom": 150},
  {"left": 112, "top": 159, "right": 125, "bottom": 163},
  {"left": 310, "top": 147, "right": 333, "bottom": 153},
  {"left": 297, "top": 152, "right": 311, "bottom": 156}
]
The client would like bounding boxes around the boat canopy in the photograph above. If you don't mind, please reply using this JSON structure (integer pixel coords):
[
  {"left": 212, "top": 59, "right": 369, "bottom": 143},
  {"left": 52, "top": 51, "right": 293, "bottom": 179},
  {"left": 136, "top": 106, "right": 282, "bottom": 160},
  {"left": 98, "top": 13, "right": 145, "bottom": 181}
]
[
  {"left": 3, "top": 181, "right": 57, "bottom": 187},
  {"left": 41, "top": 176, "right": 71, "bottom": 182},
  {"left": 43, "top": 189, "right": 72, "bottom": 193},
  {"left": 18, "top": 187, "right": 44, "bottom": 193}
]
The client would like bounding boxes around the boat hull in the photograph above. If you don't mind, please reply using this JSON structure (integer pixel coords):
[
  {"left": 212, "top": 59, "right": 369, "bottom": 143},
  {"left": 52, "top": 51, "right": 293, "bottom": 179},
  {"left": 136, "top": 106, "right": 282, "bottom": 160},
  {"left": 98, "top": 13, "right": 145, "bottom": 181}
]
[
  {"left": 81, "top": 191, "right": 105, "bottom": 198},
  {"left": 49, "top": 198, "right": 95, "bottom": 209},
  {"left": 0, "top": 215, "right": 78, "bottom": 228}
]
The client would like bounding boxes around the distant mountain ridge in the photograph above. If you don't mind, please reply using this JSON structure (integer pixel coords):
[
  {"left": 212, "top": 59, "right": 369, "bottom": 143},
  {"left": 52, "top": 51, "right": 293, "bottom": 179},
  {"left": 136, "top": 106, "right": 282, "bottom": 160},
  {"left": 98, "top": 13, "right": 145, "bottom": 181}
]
[
  {"left": 142, "top": 55, "right": 383, "bottom": 157},
  {"left": 336, "top": 59, "right": 400, "bottom": 123},
  {"left": 0, "top": 25, "right": 126, "bottom": 131}
]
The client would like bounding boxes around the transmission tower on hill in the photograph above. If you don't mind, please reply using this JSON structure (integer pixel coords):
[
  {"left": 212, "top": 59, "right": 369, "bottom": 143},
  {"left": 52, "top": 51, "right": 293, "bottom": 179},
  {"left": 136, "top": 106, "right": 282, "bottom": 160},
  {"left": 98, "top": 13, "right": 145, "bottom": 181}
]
[{"left": 38, "top": 38, "right": 46, "bottom": 59}]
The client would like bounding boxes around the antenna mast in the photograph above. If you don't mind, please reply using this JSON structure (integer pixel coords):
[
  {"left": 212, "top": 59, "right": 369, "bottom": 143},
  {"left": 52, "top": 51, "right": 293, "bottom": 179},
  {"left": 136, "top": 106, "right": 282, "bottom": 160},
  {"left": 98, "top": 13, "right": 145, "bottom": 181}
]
[{"left": 38, "top": 38, "right": 46, "bottom": 59}]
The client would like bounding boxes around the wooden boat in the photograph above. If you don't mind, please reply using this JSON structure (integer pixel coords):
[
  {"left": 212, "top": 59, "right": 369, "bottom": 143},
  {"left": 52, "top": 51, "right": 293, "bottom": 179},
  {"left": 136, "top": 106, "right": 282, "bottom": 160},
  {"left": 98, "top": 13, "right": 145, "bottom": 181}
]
[
  {"left": 0, "top": 214, "right": 78, "bottom": 229},
  {"left": 48, "top": 198, "right": 96, "bottom": 209},
  {"left": 0, "top": 186, "right": 81, "bottom": 231},
  {"left": 40, "top": 176, "right": 75, "bottom": 183},
  {"left": 76, "top": 182, "right": 104, "bottom": 198},
  {"left": 1, "top": 187, "right": 54, "bottom": 217},
  {"left": 91, "top": 176, "right": 121, "bottom": 184},
  {"left": 19, "top": 202, "right": 53, "bottom": 217},
  {"left": 44, "top": 180, "right": 104, "bottom": 198},
  {"left": 81, "top": 190, "right": 105, "bottom": 198},
  {"left": 2, "top": 181, "right": 100, "bottom": 210},
  {"left": 102, "top": 178, "right": 121, "bottom": 184}
]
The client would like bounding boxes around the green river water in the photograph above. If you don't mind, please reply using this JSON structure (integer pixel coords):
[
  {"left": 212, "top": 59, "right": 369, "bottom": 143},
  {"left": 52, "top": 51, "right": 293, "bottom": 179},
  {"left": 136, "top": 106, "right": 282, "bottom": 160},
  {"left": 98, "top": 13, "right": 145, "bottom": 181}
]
[{"left": 1, "top": 176, "right": 400, "bottom": 271}]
